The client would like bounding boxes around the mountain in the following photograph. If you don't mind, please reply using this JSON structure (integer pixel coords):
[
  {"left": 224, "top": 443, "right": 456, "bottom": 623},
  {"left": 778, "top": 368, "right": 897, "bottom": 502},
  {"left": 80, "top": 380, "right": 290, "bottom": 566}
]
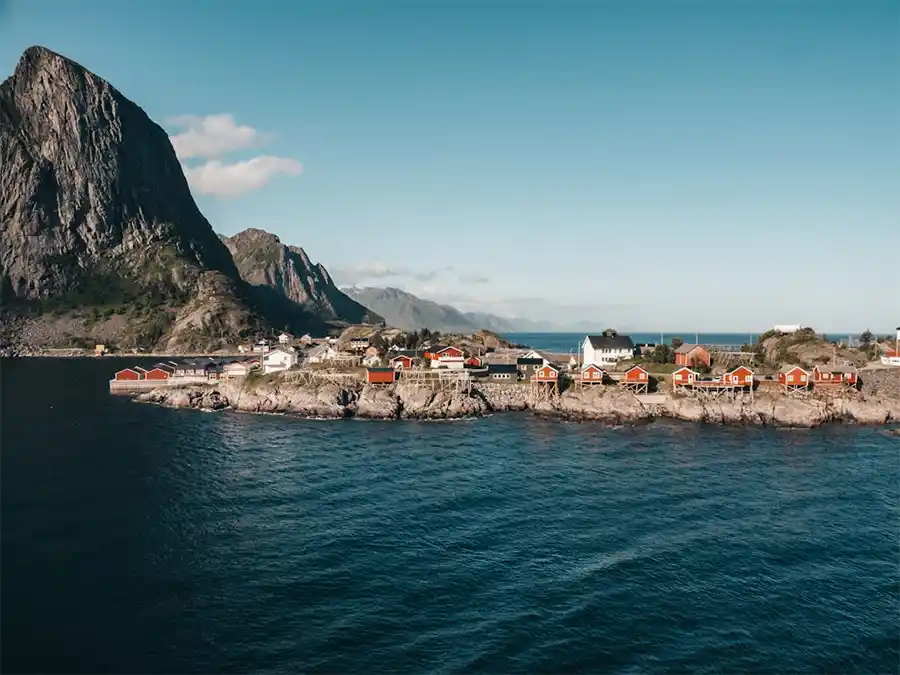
[
  {"left": 0, "top": 46, "right": 338, "bottom": 352},
  {"left": 340, "top": 286, "right": 544, "bottom": 333},
  {"left": 221, "top": 228, "right": 380, "bottom": 325}
]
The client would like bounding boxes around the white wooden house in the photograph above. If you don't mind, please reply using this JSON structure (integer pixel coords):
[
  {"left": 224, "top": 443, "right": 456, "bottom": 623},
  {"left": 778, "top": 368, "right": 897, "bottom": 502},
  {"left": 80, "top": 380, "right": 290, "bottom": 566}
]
[
  {"left": 582, "top": 334, "right": 635, "bottom": 366},
  {"left": 306, "top": 343, "right": 340, "bottom": 364},
  {"left": 278, "top": 332, "right": 293, "bottom": 345},
  {"left": 263, "top": 348, "right": 298, "bottom": 374}
]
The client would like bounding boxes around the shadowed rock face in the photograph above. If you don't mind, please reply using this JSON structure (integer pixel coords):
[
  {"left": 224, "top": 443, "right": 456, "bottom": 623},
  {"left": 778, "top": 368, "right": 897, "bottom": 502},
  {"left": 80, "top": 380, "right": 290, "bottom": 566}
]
[
  {"left": 222, "top": 228, "right": 380, "bottom": 325},
  {"left": 0, "top": 46, "right": 239, "bottom": 301}
]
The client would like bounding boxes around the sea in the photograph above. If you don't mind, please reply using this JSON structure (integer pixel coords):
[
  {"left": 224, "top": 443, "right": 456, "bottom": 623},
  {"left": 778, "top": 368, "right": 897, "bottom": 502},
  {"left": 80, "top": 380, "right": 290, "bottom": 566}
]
[{"left": 2, "top": 357, "right": 898, "bottom": 674}]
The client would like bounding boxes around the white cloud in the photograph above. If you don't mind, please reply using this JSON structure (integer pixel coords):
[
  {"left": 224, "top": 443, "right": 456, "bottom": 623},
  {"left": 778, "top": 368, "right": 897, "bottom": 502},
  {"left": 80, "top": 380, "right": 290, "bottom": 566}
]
[
  {"left": 183, "top": 156, "right": 303, "bottom": 198},
  {"left": 167, "top": 113, "right": 303, "bottom": 197},
  {"left": 168, "top": 114, "right": 266, "bottom": 159}
]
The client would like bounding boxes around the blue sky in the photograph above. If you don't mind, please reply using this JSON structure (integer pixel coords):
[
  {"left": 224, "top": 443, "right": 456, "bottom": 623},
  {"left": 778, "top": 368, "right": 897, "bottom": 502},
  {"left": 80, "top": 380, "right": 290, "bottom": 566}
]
[{"left": 1, "top": 0, "right": 897, "bottom": 332}]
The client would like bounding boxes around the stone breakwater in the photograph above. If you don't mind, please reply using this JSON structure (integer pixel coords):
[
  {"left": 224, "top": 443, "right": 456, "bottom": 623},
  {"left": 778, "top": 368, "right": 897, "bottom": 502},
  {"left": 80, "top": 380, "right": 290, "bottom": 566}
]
[{"left": 134, "top": 377, "right": 900, "bottom": 428}]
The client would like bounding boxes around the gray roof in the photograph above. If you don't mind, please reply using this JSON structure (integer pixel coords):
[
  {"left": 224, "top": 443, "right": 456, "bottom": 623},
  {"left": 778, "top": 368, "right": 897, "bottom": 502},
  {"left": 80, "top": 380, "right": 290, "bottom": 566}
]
[
  {"left": 586, "top": 335, "right": 635, "bottom": 350},
  {"left": 675, "top": 343, "right": 703, "bottom": 354},
  {"left": 488, "top": 363, "right": 518, "bottom": 374},
  {"left": 816, "top": 364, "right": 858, "bottom": 374},
  {"left": 779, "top": 364, "right": 809, "bottom": 373}
]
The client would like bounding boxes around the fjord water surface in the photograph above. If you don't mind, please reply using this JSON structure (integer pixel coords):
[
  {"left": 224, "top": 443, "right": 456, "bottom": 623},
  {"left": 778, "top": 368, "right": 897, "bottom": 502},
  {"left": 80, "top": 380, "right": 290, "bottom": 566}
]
[{"left": 2, "top": 358, "right": 898, "bottom": 673}]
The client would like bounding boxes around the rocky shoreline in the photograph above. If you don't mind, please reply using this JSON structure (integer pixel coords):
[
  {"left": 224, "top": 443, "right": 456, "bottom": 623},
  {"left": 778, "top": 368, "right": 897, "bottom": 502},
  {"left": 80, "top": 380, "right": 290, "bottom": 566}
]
[{"left": 134, "top": 378, "right": 900, "bottom": 428}]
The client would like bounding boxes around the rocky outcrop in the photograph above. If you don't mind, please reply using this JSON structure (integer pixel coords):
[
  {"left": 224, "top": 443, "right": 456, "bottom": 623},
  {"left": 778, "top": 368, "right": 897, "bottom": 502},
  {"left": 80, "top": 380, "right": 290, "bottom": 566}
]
[
  {"left": 222, "top": 228, "right": 380, "bottom": 325},
  {"left": 134, "top": 375, "right": 900, "bottom": 427},
  {"left": 138, "top": 379, "right": 488, "bottom": 420}
]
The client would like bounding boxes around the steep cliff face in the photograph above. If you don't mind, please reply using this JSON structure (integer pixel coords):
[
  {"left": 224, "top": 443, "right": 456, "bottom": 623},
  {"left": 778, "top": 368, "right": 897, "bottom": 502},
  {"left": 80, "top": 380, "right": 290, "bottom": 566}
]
[
  {"left": 0, "top": 47, "right": 329, "bottom": 352},
  {"left": 222, "top": 228, "right": 380, "bottom": 325},
  {"left": 0, "top": 46, "right": 239, "bottom": 303}
]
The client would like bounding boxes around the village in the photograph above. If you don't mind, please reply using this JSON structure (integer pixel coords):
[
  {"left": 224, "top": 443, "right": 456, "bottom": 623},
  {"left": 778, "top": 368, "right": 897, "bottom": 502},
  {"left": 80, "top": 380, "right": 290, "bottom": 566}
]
[{"left": 109, "top": 325, "right": 900, "bottom": 402}]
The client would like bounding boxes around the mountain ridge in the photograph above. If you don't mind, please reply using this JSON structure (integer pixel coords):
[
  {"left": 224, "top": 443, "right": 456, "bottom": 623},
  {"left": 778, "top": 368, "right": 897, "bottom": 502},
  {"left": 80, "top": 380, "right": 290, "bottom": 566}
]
[
  {"left": 341, "top": 286, "right": 564, "bottom": 333},
  {"left": 0, "top": 46, "right": 361, "bottom": 352},
  {"left": 221, "top": 228, "right": 381, "bottom": 326}
]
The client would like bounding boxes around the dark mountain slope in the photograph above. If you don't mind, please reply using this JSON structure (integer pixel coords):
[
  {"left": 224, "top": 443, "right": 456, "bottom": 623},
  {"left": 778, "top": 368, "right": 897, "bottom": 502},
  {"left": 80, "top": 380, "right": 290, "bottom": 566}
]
[{"left": 222, "top": 228, "right": 380, "bottom": 326}]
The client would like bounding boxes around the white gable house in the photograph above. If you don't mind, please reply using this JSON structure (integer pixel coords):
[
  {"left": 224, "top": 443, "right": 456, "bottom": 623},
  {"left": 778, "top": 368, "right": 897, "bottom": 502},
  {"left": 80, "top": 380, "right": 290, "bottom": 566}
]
[
  {"left": 582, "top": 334, "right": 635, "bottom": 366},
  {"left": 263, "top": 348, "right": 298, "bottom": 374}
]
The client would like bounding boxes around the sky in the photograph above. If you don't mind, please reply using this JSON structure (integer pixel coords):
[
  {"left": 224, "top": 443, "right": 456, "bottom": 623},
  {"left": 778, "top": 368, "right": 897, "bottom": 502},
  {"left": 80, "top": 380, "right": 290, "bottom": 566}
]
[{"left": 1, "top": 0, "right": 898, "bottom": 332}]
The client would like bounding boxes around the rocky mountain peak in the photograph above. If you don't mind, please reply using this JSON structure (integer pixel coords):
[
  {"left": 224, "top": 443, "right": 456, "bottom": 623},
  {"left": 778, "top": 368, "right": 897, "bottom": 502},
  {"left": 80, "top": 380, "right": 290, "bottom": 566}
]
[
  {"left": 1, "top": 45, "right": 240, "bottom": 303},
  {"left": 222, "top": 228, "right": 379, "bottom": 325}
]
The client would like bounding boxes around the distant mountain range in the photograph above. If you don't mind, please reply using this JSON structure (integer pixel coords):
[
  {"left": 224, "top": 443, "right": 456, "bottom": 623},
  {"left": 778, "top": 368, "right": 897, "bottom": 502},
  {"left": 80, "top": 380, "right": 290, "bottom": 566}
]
[{"left": 341, "top": 286, "right": 574, "bottom": 334}]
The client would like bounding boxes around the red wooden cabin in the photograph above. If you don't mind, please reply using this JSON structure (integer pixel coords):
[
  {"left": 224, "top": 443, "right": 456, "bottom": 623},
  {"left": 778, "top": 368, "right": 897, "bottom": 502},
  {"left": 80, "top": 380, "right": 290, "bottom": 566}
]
[
  {"left": 390, "top": 354, "right": 414, "bottom": 370},
  {"left": 113, "top": 368, "right": 142, "bottom": 381},
  {"left": 672, "top": 366, "right": 698, "bottom": 386},
  {"left": 581, "top": 364, "right": 605, "bottom": 383},
  {"left": 144, "top": 366, "right": 172, "bottom": 380},
  {"left": 674, "top": 344, "right": 711, "bottom": 368},
  {"left": 465, "top": 356, "right": 483, "bottom": 367},
  {"left": 725, "top": 365, "right": 754, "bottom": 387},
  {"left": 366, "top": 368, "right": 397, "bottom": 385},
  {"left": 813, "top": 365, "right": 858, "bottom": 386},
  {"left": 534, "top": 365, "right": 559, "bottom": 382},
  {"left": 622, "top": 365, "right": 649, "bottom": 384},
  {"left": 777, "top": 365, "right": 810, "bottom": 388}
]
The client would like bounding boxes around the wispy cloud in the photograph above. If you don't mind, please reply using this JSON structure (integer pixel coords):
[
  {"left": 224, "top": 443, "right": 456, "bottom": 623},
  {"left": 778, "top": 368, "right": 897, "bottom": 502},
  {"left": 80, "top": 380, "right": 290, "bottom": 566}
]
[
  {"left": 333, "top": 263, "right": 439, "bottom": 286},
  {"left": 459, "top": 273, "right": 490, "bottom": 284},
  {"left": 167, "top": 113, "right": 301, "bottom": 197},
  {"left": 182, "top": 157, "right": 303, "bottom": 198}
]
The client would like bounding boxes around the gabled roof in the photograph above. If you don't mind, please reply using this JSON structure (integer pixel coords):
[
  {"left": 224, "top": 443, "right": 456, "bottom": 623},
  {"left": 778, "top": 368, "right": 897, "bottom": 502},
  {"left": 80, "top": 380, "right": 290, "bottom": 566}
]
[
  {"left": 366, "top": 367, "right": 395, "bottom": 372},
  {"left": 728, "top": 365, "right": 754, "bottom": 374},
  {"left": 390, "top": 353, "right": 415, "bottom": 361},
  {"left": 779, "top": 364, "right": 809, "bottom": 374},
  {"left": 585, "top": 335, "right": 635, "bottom": 350},
  {"left": 675, "top": 343, "right": 705, "bottom": 354},
  {"left": 538, "top": 364, "right": 559, "bottom": 372},
  {"left": 488, "top": 363, "right": 518, "bottom": 374},
  {"left": 582, "top": 363, "right": 605, "bottom": 372},
  {"left": 517, "top": 357, "right": 544, "bottom": 366},
  {"left": 625, "top": 364, "right": 649, "bottom": 373},
  {"left": 672, "top": 366, "right": 696, "bottom": 374},
  {"left": 436, "top": 345, "right": 463, "bottom": 355}
]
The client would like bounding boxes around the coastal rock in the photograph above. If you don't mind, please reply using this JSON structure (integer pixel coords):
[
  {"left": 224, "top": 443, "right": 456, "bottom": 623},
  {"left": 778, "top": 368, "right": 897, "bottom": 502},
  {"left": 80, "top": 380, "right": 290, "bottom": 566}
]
[
  {"left": 550, "top": 387, "right": 652, "bottom": 423},
  {"left": 396, "top": 383, "right": 487, "bottom": 419},
  {"left": 355, "top": 384, "right": 400, "bottom": 420},
  {"left": 131, "top": 370, "right": 900, "bottom": 428},
  {"left": 477, "top": 383, "right": 531, "bottom": 411}
]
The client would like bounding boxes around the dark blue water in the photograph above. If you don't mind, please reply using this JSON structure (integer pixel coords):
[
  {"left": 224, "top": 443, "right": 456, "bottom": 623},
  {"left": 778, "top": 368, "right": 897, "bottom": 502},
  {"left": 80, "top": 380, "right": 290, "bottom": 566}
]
[
  {"left": 3, "top": 358, "right": 898, "bottom": 674},
  {"left": 505, "top": 332, "right": 856, "bottom": 353}
]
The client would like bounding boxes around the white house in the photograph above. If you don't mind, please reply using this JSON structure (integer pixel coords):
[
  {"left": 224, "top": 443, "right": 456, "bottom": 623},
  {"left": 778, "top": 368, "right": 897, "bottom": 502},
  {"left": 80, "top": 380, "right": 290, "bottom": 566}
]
[
  {"left": 252, "top": 340, "right": 271, "bottom": 354},
  {"left": 430, "top": 346, "right": 466, "bottom": 370},
  {"left": 362, "top": 354, "right": 381, "bottom": 368},
  {"left": 582, "top": 334, "right": 635, "bottom": 366},
  {"left": 299, "top": 333, "right": 313, "bottom": 346},
  {"left": 519, "top": 350, "right": 552, "bottom": 366},
  {"left": 278, "top": 332, "right": 292, "bottom": 345},
  {"left": 881, "top": 328, "right": 900, "bottom": 366},
  {"left": 306, "top": 343, "right": 340, "bottom": 364},
  {"left": 773, "top": 325, "right": 803, "bottom": 334},
  {"left": 263, "top": 348, "right": 298, "bottom": 374}
]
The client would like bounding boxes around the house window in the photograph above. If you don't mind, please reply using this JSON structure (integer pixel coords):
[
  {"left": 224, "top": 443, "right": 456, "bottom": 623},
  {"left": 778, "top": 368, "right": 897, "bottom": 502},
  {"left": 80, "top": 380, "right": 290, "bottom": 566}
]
[{"left": 675, "top": 374, "right": 682, "bottom": 380}]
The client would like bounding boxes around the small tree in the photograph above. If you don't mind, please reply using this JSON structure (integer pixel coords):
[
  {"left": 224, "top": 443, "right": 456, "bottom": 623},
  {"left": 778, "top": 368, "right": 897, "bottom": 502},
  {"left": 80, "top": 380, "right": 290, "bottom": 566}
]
[
  {"left": 602, "top": 328, "right": 618, "bottom": 338},
  {"left": 671, "top": 337, "right": 684, "bottom": 350},
  {"left": 859, "top": 329, "right": 874, "bottom": 346}
]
